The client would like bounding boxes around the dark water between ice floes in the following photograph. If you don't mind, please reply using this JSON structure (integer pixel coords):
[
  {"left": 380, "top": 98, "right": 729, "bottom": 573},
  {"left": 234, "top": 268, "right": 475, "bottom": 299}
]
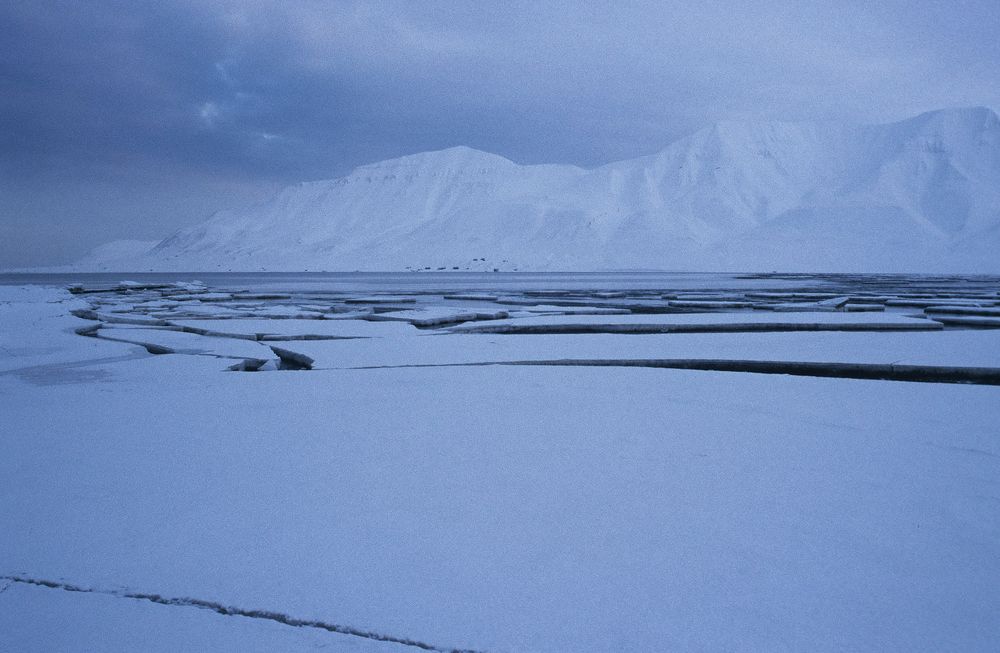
[{"left": 4, "top": 271, "right": 1000, "bottom": 293}]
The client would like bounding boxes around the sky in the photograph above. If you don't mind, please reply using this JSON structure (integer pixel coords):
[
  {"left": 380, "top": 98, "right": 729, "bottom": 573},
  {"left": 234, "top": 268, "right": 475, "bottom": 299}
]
[{"left": 2, "top": 0, "right": 999, "bottom": 267}]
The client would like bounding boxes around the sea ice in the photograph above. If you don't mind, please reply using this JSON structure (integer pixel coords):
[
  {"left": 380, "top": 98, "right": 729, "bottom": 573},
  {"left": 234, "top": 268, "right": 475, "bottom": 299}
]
[{"left": 3, "top": 277, "right": 999, "bottom": 652}]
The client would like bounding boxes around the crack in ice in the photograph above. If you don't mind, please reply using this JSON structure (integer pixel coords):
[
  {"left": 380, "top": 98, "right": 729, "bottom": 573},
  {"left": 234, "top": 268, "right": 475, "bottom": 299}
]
[
  {"left": 335, "top": 358, "right": 1000, "bottom": 385},
  {"left": 1, "top": 575, "right": 483, "bottom": 653}
]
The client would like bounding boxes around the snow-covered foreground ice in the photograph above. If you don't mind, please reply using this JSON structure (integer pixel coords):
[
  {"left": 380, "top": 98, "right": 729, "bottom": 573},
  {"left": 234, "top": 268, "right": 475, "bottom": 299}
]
[
  {"left": 2, "top": 274, "right": 1000, "bottom": 652},
  {"left": 0, "top": 580, "right": 409, "bottom": 653}
]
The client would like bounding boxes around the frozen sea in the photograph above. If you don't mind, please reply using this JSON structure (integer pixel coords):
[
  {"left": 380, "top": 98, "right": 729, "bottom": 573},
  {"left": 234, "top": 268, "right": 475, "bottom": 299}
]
[{"left": 2, "top": 272, "right": 999, "bottom": 652}]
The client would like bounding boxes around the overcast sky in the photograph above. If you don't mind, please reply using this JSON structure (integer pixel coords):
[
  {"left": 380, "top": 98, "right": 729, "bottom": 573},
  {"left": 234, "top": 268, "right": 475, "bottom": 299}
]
[{"left": 2, "top": 0, "right": 999, "bottom": 266}]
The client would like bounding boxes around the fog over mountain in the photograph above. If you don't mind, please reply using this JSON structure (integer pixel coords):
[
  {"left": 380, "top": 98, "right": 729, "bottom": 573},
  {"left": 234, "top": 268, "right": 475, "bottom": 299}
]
[{"left": 77, "top": 107, "right": 1000, "bottom": 272}]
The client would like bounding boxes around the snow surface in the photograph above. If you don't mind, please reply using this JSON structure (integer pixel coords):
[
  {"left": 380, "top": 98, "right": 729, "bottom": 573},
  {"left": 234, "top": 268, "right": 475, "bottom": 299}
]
[
  {"left": 446, "top": 311, "right": 942, "bottom": 333},
  {"left": 66, "top": 107, "right": 1000, "bottom": 273},
  {"left": 170, "top": 318, "right": 419, "bottom": 339},
  {"left": 3, "top": 276, "right": 1000, "bottom": 652},
  {"left": 0, "top": 581, "right": 409, "bottom": 653},
  {"left": 261, "top": 330, "right": 1000, "bottom": 371}
]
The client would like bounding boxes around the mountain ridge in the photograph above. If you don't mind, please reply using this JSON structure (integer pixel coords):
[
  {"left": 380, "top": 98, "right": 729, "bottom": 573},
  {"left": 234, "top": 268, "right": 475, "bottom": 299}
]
[{"left": 76, "top": 106, "right": 1000, "bottom": 272}]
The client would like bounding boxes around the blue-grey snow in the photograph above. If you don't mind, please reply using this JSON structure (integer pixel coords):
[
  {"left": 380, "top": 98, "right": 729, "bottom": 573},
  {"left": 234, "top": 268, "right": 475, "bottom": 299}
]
[{"left": 2, "top": 274, "right": 1000, "bottom": 652}]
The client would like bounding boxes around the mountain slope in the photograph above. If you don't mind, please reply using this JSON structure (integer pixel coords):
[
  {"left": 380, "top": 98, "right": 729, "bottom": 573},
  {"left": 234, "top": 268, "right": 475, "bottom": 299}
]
[{"left": 81, "top": 107, "right": 1000, "bottom": 272}]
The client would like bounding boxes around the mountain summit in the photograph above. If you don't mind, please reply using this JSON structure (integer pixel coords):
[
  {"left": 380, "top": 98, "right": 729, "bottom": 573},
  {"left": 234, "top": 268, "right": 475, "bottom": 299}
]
[{"left": 83, "top": 107, "right": 1000, "bottom": 272}]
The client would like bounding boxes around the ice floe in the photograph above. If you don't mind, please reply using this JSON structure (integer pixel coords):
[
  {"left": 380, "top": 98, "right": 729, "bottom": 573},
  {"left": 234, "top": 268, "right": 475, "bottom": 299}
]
[
  {"left": 366, "top": 307, "right": 509, "bottom": 327},
  {"left": 170, "top": 318, "right": 417, "bottom": 339},
  {"left": 447, "top": 311, "right": 942, "bottom": 334}
]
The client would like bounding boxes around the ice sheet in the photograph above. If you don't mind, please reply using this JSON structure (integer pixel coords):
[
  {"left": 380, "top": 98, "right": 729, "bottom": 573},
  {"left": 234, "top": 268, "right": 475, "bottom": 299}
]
[
  {"left": 3, "top": 281, "right": 1000, "bottom": 652},
  {"left": 170, "top": 319, "right": 418, "bottom": 339},
  {"left": 3, "top": 360, "right": 999, "bottom": 652},
  {"left": 448, "top": 311, "right": 942, "bottom": 333},
  {"left": 274, "top": 330, "right": 1000, "bottom": 371}
]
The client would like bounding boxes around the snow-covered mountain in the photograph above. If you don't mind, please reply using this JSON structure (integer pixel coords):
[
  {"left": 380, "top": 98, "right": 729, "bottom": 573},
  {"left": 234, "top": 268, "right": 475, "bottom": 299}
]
[{"left": 82, "top": 107, "right": 1000, "bottom": 272}]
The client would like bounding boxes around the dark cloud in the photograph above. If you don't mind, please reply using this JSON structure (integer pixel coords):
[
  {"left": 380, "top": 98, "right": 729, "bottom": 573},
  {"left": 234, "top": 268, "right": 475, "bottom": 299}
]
[{"left": 2, "top": 0, "right": 999, "bottom": 266}]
